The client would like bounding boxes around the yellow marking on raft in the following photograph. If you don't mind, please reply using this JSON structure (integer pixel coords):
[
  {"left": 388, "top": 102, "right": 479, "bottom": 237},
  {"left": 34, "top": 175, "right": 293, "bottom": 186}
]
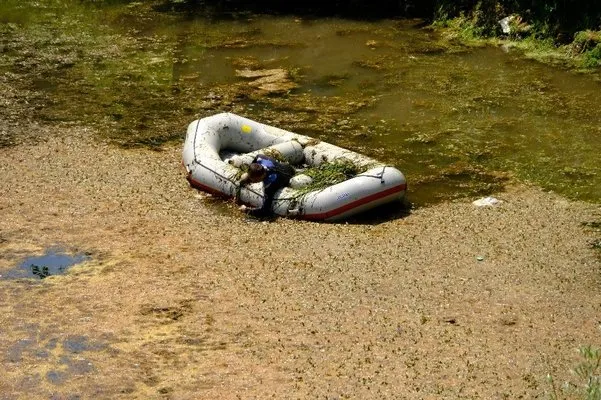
[{"left": 241, "top": 124, "right": 252, "bottom": 134}]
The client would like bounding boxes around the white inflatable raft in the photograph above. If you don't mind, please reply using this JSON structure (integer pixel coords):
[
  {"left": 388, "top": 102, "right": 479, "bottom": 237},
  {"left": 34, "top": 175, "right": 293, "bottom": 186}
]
[{"left": 182, "top": 112, "right": 407, "bottom": 221}]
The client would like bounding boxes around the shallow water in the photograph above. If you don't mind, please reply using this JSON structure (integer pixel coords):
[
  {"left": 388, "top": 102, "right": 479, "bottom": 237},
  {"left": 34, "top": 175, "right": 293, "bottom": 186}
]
[
  {"left": 1, "top": 249, "right": 89, "bottom": 280},
  {"left": 2, "top": 1, "right": 600, "bottom": 205}
]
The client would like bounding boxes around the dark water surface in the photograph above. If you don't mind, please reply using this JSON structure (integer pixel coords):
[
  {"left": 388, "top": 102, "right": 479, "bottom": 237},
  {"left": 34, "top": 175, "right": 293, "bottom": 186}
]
[{"left": 2, "top": 0, "right": 600, "bottom": 205}]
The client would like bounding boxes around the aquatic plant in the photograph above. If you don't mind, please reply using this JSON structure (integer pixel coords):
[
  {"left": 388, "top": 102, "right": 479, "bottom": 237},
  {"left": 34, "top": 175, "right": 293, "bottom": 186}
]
[{"left": 31, "top": 265, "right": 51, "bottom": 279}]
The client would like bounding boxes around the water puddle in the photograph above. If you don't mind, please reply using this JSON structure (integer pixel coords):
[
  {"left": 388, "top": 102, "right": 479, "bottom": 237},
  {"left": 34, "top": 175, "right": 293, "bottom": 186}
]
[{"left": 1, "top": 249, "right": 90, "bottom": 280}]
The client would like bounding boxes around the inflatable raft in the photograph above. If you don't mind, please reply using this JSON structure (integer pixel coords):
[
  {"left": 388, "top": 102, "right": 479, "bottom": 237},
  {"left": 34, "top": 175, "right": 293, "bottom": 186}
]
[{"left": 182, "top": 113, "right": 407, "bottom": 221}]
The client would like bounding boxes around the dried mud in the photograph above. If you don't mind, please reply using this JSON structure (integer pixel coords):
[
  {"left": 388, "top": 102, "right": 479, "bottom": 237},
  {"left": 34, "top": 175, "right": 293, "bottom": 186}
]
[{"left": 1, "top": 124, "right": 601, "bottom": 399}]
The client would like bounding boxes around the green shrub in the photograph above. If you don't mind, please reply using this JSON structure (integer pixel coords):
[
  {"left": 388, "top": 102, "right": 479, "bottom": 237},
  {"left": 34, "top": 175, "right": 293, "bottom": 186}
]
[
  {"left": 573, "top": 31, "right": 601, "bottom": 52},
  {"left": 582, "top": 44, "right": 601, "bottom": 68}
]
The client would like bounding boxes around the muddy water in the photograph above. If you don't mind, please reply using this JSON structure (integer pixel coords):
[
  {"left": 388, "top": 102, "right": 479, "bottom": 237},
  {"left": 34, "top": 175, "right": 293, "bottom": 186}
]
[{"left": 2, "top": 1, "right": 600, "bottom": 205}]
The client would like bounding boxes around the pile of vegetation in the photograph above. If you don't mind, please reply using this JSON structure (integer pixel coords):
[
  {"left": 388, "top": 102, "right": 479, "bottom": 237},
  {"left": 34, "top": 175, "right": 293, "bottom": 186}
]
[{"left": 298, "top": 159, "right": 367, "bottom": 194}]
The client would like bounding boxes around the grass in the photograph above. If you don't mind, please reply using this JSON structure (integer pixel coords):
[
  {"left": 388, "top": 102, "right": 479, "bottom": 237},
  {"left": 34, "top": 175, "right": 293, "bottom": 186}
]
[{"left": 547, "top": 345, "right": 601, "bottom": 400}]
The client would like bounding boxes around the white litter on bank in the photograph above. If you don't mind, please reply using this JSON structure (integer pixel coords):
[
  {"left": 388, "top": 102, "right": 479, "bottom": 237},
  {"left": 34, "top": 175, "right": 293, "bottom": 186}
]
[{"left": 472, "top": 196, "right": 503, "bottom": 207}]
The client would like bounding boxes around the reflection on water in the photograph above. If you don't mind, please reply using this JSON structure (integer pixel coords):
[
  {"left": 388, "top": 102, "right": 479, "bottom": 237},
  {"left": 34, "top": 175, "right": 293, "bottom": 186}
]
[{"left": 1, "top": 1, "right": 600, "bottom": 205}]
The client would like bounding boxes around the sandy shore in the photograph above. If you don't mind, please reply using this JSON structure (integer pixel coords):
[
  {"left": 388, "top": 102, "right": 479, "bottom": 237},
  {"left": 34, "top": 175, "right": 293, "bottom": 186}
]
[{"left": 1, "top": 125, "right": 600, "bottom": 399}]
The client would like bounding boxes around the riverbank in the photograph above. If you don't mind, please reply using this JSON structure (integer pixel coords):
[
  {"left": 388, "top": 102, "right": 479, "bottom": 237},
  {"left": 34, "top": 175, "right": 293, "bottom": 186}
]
[
  {"left": 431, "top": 16, "right": 601, "bottom": 78},
  {"left": 1, "top": 124, "right": 600, "bottom": 399}
]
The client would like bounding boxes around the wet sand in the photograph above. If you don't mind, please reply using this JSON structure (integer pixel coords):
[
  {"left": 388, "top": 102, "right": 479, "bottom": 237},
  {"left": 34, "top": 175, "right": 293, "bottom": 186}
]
[{"left": 1, "top": 125, "right": 600, "bottom": 399}]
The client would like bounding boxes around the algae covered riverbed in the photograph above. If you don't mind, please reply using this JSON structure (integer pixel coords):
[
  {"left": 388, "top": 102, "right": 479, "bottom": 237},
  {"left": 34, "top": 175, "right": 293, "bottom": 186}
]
[
  {"left": 1, "top": 1, "right": 601, "bottom": 399},
  {"left": 2, "top": 0, "right": 601, "bottom": 205}
]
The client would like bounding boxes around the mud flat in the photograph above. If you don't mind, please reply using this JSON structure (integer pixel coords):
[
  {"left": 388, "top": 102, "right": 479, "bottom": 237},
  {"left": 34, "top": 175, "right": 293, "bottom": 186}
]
[{"left": 1, "top": 125, "right": 600, "bottom": 399}]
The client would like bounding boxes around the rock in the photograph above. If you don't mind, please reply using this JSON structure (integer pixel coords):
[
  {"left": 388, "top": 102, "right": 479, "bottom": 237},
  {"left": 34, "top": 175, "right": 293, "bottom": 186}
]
[
  {"left": 235, "top": 68, "right": 298, "bottom": 93},
  {"left": 235, "top": 68, "right": 285, "bottom": 79}
]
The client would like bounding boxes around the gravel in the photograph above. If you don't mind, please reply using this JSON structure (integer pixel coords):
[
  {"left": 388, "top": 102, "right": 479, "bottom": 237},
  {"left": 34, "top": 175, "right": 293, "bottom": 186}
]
[{"left": 1, "top": 126, "right": 600, "bottom": 399}]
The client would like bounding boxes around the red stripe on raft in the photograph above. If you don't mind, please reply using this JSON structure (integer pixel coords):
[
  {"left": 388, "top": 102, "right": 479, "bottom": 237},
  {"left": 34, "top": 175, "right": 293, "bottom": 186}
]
[
  {"left": 302, "top": 183, "right": 407, "bottom": 221},
  {"left": 187, "top": 171, "right": 407, "bottom": 221},
  {"left": 187, "top": 175, "right": 228, "bottom": 197}
]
